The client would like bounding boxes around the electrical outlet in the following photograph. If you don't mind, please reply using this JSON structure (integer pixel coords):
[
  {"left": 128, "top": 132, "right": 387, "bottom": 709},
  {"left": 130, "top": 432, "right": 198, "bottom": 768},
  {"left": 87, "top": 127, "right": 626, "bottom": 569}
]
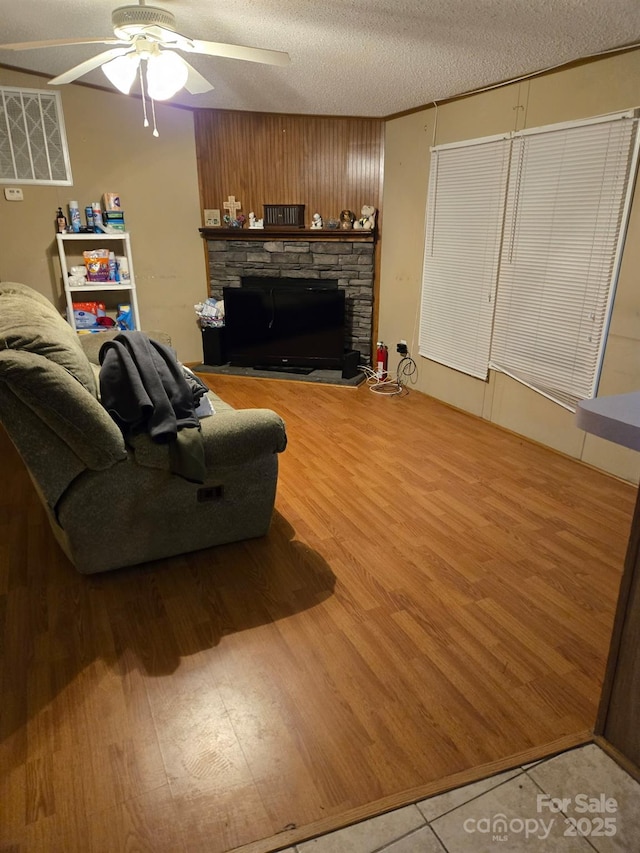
[
  {"left": 204, "top": 208, "right": 221, "bottom": 227},
  {"left": 4, "top": 187, "right": 23, "bottom": 201}
]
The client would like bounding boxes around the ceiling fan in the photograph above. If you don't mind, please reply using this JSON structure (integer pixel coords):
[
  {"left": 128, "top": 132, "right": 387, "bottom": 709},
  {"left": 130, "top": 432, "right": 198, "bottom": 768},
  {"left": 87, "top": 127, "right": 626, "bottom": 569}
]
[{"left": 0, "top": 0, "right": 290, "bottom": 101}]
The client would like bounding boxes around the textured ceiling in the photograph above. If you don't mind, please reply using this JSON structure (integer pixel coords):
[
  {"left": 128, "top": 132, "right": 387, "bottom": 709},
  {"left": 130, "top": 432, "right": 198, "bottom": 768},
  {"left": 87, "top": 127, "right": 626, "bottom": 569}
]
[{"left": 1, "top": 0, "right": 639, "bottom": 117}]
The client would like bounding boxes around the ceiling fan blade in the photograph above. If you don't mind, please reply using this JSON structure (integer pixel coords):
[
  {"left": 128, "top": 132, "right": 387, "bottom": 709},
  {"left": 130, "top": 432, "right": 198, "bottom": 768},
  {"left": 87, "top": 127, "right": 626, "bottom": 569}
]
[
  {"left": 187, "top": 39, "right": 290, "bottom": 67},
  {"left": 181, "top": 59, "right": 215, "bottom": 95},
  {"left": 0, "top": 37, "right": 125, "bottom": 51},
  {"left": 49, "top": 47, "right": 134, "bottom": 85}
]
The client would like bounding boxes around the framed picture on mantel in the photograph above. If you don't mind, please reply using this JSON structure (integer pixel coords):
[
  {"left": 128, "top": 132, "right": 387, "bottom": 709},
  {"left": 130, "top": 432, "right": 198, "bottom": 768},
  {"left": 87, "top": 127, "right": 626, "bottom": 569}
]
[{"left": 204, "top": 209, "right": 221, "bottom": 227}]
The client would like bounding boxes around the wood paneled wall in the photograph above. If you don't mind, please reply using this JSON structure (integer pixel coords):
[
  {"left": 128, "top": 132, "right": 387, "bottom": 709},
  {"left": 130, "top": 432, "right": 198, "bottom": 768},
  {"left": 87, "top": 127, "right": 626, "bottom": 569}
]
[{"left": 194, "top": 110, "right": 384, "bottom": 227}]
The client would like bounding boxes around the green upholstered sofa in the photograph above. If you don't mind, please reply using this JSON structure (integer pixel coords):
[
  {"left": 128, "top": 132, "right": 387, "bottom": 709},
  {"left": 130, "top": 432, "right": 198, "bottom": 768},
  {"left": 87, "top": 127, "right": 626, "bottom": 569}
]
[{"left": 0, "top": 281, "right": 287, "bottom": 574}]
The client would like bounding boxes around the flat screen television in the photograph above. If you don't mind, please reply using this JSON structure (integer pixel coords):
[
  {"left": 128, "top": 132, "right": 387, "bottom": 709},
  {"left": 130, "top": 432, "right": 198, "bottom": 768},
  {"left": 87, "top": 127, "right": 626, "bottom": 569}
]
[{"left": 222, "top": 283, "right": 345, "bottom": 370}]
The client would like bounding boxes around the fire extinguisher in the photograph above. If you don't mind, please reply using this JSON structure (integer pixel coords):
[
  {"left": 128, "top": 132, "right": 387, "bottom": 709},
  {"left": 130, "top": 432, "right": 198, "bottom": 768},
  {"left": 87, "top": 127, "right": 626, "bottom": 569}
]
[{"left": 376, "top": 341, "right": 388, "bottom": 379}]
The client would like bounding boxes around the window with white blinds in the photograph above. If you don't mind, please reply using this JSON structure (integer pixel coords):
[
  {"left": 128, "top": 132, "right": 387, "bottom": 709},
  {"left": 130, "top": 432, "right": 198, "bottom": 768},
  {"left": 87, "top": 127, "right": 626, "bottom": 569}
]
[
  {"left": 0, "top": 87, "right": 72, "bottom": 185},
  {"left": 419, "top": 136, "right": 511, "bottom": 379},
  {"left": 489, "top": 113, "right": 639, "bottom": 410},
  {"left": 419, "top": 110, "right": 639, "bottom": 410}
]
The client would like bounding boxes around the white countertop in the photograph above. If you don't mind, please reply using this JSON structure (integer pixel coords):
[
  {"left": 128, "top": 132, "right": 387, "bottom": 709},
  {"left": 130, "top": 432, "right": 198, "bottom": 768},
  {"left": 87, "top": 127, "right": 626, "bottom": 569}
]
[{"left": 576, "top": 392, "right": 640, "bottom": 451}]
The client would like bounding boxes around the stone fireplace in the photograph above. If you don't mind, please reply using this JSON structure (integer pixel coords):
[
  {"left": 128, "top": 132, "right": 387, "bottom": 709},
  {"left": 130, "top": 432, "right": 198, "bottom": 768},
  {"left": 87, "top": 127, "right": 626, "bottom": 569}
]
[{"left": 202, "top": 230, "right": 375, "bottom": 361}]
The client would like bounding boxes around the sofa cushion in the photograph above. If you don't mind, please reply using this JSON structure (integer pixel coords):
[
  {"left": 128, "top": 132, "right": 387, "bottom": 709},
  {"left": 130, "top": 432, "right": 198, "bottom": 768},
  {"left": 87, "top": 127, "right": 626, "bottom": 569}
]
[
  {"left": 0, "top": 349, "right": 126, "bottom": 469},
  {"left": 0, "top": 281, "right": 96, "bottom": 395}
]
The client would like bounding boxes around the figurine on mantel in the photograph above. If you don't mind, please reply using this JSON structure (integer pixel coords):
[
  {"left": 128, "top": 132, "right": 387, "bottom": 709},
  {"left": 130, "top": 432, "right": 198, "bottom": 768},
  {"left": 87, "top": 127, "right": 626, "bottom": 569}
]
[
  {"left": 353, "top": 204, "right": 377, "bottom": 231},
  {"left": 248, "top": 211, "right": 264, "bottom": 229},
  {"left": 340, "top": 209, "right": 355, "bottom": 230},
  {"left": 310, "top": 212, "right": 323, "bottom": 229},
  {"left": 223, "top": 213, "right": 246, "bottom": 228}
]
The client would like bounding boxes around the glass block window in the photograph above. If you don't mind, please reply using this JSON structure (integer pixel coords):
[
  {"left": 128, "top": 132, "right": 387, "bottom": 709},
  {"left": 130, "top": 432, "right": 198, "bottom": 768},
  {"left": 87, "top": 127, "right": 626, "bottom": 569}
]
[{"left": 0, "top": 86, "right": 72, "bottom": 184}]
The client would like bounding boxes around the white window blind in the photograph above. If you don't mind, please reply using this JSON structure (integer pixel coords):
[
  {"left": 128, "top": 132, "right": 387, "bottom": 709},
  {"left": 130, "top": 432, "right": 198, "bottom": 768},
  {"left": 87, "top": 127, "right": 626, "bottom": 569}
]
[
  {"left": 0, "top": 87, "right": 72, "bottom": 185},
  {"left": 419, "top": 135, "right": 510, "bottom": 379},
  {"left": 489, "top": 113, "right": 639, "bottom": 410}
]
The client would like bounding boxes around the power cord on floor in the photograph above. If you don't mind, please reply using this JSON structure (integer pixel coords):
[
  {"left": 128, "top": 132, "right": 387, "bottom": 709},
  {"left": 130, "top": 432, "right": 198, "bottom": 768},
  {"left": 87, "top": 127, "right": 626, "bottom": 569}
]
[{"left": 360, "top": 351, "right": 418, "bottom": 396}]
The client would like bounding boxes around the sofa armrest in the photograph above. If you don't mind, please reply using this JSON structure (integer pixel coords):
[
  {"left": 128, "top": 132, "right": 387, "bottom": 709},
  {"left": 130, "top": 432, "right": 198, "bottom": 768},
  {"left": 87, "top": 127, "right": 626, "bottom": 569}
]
[
  {"left": 79, "top": 330, "right": 172, "bottom": 365},
  {"left": 129, "top": 408, "right": 287, "bottom": 474}
]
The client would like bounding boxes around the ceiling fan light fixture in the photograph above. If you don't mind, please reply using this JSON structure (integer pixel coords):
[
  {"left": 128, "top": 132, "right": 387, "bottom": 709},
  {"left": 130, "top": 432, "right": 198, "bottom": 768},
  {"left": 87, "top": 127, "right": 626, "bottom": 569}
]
[
  {"left": 146, "top": 49, "right": 189, "bottom": 100},
  {"left": 102, "top": 52, "right": 140, "bottom": 93},
  {"left": 0, "top": 0, "right": 288, "bottom": 107}
]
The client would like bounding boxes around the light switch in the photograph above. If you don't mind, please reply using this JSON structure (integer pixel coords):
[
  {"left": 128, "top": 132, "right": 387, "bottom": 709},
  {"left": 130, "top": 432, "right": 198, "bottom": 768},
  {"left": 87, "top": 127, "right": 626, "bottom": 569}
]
[{"left": 4, "top": 187, "right": 24, "bottom": 201}]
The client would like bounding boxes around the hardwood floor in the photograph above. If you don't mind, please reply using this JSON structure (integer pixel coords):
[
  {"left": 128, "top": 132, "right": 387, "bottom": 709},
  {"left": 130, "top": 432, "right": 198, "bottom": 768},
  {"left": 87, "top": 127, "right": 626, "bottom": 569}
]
[{"left": 0, "top": 377, "right": 635, "bottom": 852}]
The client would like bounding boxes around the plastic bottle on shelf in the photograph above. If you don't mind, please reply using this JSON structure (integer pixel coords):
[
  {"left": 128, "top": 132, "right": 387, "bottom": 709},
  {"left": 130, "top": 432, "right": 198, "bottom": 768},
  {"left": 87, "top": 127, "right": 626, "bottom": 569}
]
[
  {"left": 108, "top": 252, "right": 117, "bottom": 281},
  {"left": 116, "top": 255, "right": 130, "bottom": 282},
  {"left": 91, "top": 202, "right": 105, "bottom": 233},
  {"left": 56, "top": 207, "right": 67, "bottom": 233},
  {"left": 68, "top": 201, "right": 81, "bottom": 233}
]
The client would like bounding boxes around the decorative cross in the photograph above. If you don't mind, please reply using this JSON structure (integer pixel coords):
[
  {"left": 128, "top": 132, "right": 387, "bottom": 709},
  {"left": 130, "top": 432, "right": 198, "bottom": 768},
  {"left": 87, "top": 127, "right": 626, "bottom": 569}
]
[{"left": 223, "top": 195, "right": 242, "bottom": 219}]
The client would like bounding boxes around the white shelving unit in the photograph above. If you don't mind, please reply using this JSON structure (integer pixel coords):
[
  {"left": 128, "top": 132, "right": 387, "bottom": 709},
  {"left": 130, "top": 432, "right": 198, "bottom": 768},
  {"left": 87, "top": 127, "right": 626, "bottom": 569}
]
[{"left": 56, "top": 232, "right": 141, "bottom": 332}]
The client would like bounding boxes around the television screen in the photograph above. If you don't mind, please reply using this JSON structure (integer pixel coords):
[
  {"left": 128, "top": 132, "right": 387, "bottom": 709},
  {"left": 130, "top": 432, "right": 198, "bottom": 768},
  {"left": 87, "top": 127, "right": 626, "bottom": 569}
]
[{"left": 223, "top": 284, "right": 345, "bottom": 369}]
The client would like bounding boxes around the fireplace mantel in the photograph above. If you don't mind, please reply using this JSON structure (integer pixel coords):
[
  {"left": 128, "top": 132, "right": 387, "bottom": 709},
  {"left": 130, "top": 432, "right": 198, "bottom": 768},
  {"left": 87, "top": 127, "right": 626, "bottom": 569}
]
[{"left": 199, "top": 227, "right": 376, "bottom": 242}]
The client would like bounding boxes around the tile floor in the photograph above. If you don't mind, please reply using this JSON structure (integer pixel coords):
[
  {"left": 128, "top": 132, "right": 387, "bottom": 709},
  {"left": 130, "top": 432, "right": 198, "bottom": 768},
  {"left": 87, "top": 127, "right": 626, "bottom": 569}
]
[{"left": 281, "top": 744, "right": 640, "bottom": 852}]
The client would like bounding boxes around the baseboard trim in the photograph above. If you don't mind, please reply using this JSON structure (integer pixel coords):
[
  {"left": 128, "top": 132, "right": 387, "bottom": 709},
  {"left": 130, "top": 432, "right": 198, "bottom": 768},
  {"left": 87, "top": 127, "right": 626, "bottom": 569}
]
[{"left": 593, "top": 734, "right": 640, "bottom": 785}]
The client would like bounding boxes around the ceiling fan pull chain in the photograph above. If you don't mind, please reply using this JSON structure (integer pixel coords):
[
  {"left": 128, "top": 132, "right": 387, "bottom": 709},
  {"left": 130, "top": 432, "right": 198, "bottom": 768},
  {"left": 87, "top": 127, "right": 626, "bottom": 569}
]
[
  {"left": 138, "top": 61, "right": 150, "bottom": 128},
  {"left": 150, "top": 97, "right": 159, "bottom": 137}
]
